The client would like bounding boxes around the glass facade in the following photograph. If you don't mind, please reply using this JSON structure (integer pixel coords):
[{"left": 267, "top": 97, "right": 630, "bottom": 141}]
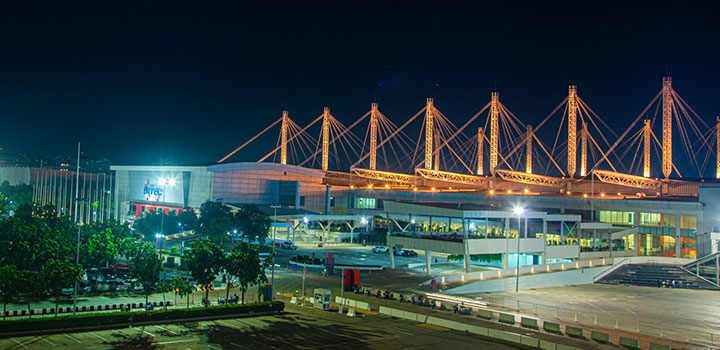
[
  {"left": 599, "top": 210, "right": 634, "bottom": 225},
  {"left": 355, "top": 197, "right": 376, "bottom": 209}
]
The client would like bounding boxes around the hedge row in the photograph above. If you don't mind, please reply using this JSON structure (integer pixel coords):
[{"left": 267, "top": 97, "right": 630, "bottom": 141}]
[{"left": 0, "top": 301, "right": 284, "bottom": 334}]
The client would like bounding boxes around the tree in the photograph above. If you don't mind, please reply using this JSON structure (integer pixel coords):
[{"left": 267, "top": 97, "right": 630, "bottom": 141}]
[
  {"left": 178, "top": 210, "right": 198, "bottom": 232},
  {"left": 157, "top": 282, "right": 172, "bottom": 310},
  {"left": 21, "top": 271, "right": 44, "bottom": 319},
  {"left": 184, "top": 239, "right": 224, "bottom": 302},
  {"left": 207, "top": 216, "right": 232, "bottom": 246},
  {"left": 224, "top": 242, "right": 271, "bottom": 304},
  {"left": 42, "top": 259, "right": 83, "bottom": 317},
  {"left": 197, "top": 201, "right": 232, "bottom": 236},
  {"left": 171, "top": 276, "right": 194, "bottom": 309},
  {"left": 235, "top": 205, "right": 271, "bottom": 243},
  {"left": 133, "top": 211, "right": 180, "bottom": 237},
  {"left": 82, "top": 230, "right": 119, "bottom": 268},
  {"left": 130, "top": 243, "right": 162, "bottom": 310},
  {"left": 0, "top": 265, "right": 23, "bottom": 320}
]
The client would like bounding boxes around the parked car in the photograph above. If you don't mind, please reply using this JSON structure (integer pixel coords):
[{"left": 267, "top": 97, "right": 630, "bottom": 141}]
[
  {"left": 281, "top": 241, "right": 297, "bottom": 250},
  {"left": 401, "top": 250, "right": 418, "bottom": 257},
  {"left": 133, "top": 282, "right": 144, "bottom": 293},
  {"left": 372, "top": 246, "right": 389, "bottom": 253},
  {"left": 393, "top": 248, "right": 405, "bottom": 256},
  {"left": 97, "top": 283, "right": 111, "bottom": 293},
  {"left": 61, "top": 286, "right": 74, "bottom": 296},
  {"left": 113, "top": 280, "right": 130, "bottom": 292},
  {"left": 113, "top": 264, "right": 130, "bottom": 271}
]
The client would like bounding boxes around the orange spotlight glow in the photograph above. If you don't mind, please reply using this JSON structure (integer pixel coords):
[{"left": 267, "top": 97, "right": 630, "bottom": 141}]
[{"left": 368, "top": 184, "right": 373, "bottom": 189}]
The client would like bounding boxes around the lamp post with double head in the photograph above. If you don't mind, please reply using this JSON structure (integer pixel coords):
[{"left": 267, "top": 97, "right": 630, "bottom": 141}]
[{"left": 513, "top": 206, "right": 524, "bottom": 293}]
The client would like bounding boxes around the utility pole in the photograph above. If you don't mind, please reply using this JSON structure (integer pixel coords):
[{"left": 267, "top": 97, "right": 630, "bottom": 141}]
[{"left": 73, "top": 142, "right": 81, "bottom": 314}]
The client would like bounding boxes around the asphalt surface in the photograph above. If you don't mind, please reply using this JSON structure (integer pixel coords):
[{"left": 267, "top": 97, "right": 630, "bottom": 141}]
[
  {"left": 461, "top": 284, "right": 720, "bottom": 338},
  {"left": 0, "top": 304, "right": 524, "bottom": 350}
]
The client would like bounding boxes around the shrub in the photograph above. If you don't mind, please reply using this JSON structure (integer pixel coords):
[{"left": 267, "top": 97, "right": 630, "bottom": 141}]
[{"left": 0, "top": 301, "right": 284, "bottom": 334}]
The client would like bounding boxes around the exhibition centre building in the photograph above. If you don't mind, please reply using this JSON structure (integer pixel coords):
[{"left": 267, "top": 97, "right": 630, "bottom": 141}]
[{"left": 99, "top": 162, "right": 720, "bottom": 264}]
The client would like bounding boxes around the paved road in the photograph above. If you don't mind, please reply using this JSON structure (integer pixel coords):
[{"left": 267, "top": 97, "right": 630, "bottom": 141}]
[
  {"left": 461, "top": 284, "right": 720, "bottom": 340},
  {"left": 0, "top": 304, "right": 523, "bottom": 350}
]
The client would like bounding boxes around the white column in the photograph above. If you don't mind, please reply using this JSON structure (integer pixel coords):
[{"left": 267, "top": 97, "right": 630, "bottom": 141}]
[
  {"left": 389, "top": 248, "right": 395, "bottom": 269},
  {"left": 675, "top": 215, "right": 682, "bottom": 258},
  {"left": 425, "top": 250, "right": 432, "bottom": 275}
]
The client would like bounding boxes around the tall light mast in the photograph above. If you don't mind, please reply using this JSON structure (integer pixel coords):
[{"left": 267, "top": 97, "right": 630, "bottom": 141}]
[
  {"left": 280, "top": 110, "right": 288, "bottom": 165},
  {"left": 716, "top": 116, "right": 720, "bottom": 179},
  {"left": 525, "top": 125, "right": 533, "bottom": 174},
  {"left": 662, "top": 77, "right": 673, "bottom": 178},
  {"left": 567, "top": 85, "right": 578, "bottom": 177},
  {"left": 369, "top": 103, "right": 378, "bottom": 170},
  {"left": 424, "top": 98, "right": 434, "bottom": 169},
  {"left": 489, "top": 92, "right": 499, "bottom": 173},
  {"left": 321, "top": 107, "right": 330, "bottom": 171},
  {"left": 643, "top": 119, "right": 651, "bottom": 177},
  {"left": 434, "top": 133, "right": 440, "bottom": 171},
  {"left": 477, "top": 127, "right": 484, "bottom": 175},
  {"left": 580, "top": 122, "right": 588, "bottom": 177}
]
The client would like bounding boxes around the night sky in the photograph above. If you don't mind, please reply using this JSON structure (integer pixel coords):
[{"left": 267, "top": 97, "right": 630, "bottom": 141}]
[{"left": 1, "top": 1, "right": 719, "bottom": 175}]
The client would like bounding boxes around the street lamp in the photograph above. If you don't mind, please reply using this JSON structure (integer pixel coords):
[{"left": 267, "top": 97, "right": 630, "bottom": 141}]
[
  {"left": 513, "top": 206, "right": 524, "bottom": 293},
  {"left": 269, "top": 203, "right": 281, "bottom": 301},
  {"left": 157, "top": 177, "right": 176, "bottom": 243}
]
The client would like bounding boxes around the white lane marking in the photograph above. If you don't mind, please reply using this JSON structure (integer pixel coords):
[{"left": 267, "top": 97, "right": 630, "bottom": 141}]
[
  {"left": 39, "top": 336, "right": 55, "bottom": 346},
  {"left": 209, "top": 345, "right": 221, "bottom": 350},
  {"left": 63, "top": 333, "right": 82, "bottom": 343},
  {"left": 10, "top": 338, "right": 27, "bottom": 348},
  {"left": 132, "top": 327, "right": 155, "bottom": 337},
  {"left": 157, "top": 339, "right": 195, "bottom": 345},
  {"left": 89, "top": 332, "right": 108, "bottom": 342},
  {"left": 231, "top": 342, "right": 251, "bottom": 349},
  {"left": 154, "top": 325, "right": 178, "bottom": 335}
]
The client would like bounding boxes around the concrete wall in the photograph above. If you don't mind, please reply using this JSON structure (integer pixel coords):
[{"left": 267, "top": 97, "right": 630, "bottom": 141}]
[
  {"left": 444, "top": 266, "right": 610, "bottom": 294},
  {"left": 387, "top": 236, "right": 464, "bottom": 254},
  {"left": 467, "top": 238, "right": 545, "bottom": 254},
  {"left": 545, "top": 245, "right": 580, "bottom": 259},
  {"left": 112, "top": 165, "right": 212, "bottom": 222},
  {"left": 209, "top": 163, "right": 328, "bottom": 213},
  {"left": 0, "top": 167, "right": 31, "bottom": 185}
]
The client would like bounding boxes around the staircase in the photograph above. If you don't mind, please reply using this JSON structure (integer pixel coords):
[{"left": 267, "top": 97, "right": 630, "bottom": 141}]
[{"left": 597, "top": 263, "right": 720, "bottom": 290}]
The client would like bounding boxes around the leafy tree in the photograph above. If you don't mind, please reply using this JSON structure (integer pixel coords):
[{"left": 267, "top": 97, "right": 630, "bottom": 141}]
[
  {"left": 197, "top": 201, "right": 232, "bottom": 236},
  {"left": 157, "top": 282, "right": 172, "bottom": 310},
  {"left": 0, "top": 265, "right": 24, "bottom": 320},
  {"left": 224, "top": 242, "right": 271, "bottom": 304},
  {"left": 184, "top": 239, "right": 224, "bottom": 302},
  {"left": 133, "top": 211, "right": 180, "bottom": 236},
  {"left": 21, "top": 271, "right": 44, "bottom": 318},
  {"left": 81, "top": 230, "right": 119, "bottom": 268},
  {"left": 130, "top": 243, "right": 162, "bottom": 310},
  {"left": 178, "top": 210, "right": 198, "bottom": 231},
  {"left": 42, "top": 259, "right": 83, "bottom": 317},
  {"left": 171, "top": 276, "right": 194, "bottom": 309},
  {"left": 207, "top": 216, "right": 232, "bottom": 245},
  {"left": 0, "top": 181, "right": 32, "bottom": 217},
  {"left": 235, "top": 205, "right": 271, "bottom": 243}
]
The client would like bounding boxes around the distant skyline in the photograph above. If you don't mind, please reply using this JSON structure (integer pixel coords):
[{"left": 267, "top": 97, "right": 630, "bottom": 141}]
[{"left": 1, "top": 1, "right": 719, "bottom": 176}]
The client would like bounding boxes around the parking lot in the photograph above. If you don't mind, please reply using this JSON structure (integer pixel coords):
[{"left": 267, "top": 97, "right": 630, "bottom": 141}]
[{"left": 0, "top": 304, "right": 523, "bottom": 349}]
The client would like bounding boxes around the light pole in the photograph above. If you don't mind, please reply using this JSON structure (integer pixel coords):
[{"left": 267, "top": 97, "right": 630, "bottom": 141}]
[
  {"left": 157, "top": 177, "right": 176, "bottom": 242},
  {"left": 270, "top": 203, "right": 281, "bottom": 300},
  {"left": 73, "top": 142, "right": 81, "bottom": 315},
  {"left": 513, "top": 206, "right": 524, "bottom": 293}
]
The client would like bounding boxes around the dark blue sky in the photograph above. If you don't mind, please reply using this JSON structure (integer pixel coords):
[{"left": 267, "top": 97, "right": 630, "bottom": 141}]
[{"left": 0, "top": 1, "right": 719, "bottom": 176}]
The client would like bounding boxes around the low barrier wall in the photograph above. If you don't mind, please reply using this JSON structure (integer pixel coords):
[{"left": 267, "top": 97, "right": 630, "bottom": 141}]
[{"left": 378, "top": 305, "right": 579, "bottom": 350}]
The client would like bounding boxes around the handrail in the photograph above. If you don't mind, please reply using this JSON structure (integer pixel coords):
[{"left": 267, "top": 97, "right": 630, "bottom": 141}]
[
  {"left": 679, "top": 265, "right": 720, "bottom": 288},
  {"left": 592, "top": 258, "right": 629, "bottom": 282},
  {"left": 683, "top": 252, "right": 720, "bottom": 269}
]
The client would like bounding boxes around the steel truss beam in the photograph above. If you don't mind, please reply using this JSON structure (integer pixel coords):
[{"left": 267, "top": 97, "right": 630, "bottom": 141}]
[
  {"left": 415, "top": 168, "right": 488, "bottom": 186},
  {"left": 495, "top": 169, "right": 564, "bottom": 187},
  {"left": 593, "top": 170, "right": 661, "bottom": 189},
  {"left": 351, "top": 168, "right": 418, "bottom": 184}
]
